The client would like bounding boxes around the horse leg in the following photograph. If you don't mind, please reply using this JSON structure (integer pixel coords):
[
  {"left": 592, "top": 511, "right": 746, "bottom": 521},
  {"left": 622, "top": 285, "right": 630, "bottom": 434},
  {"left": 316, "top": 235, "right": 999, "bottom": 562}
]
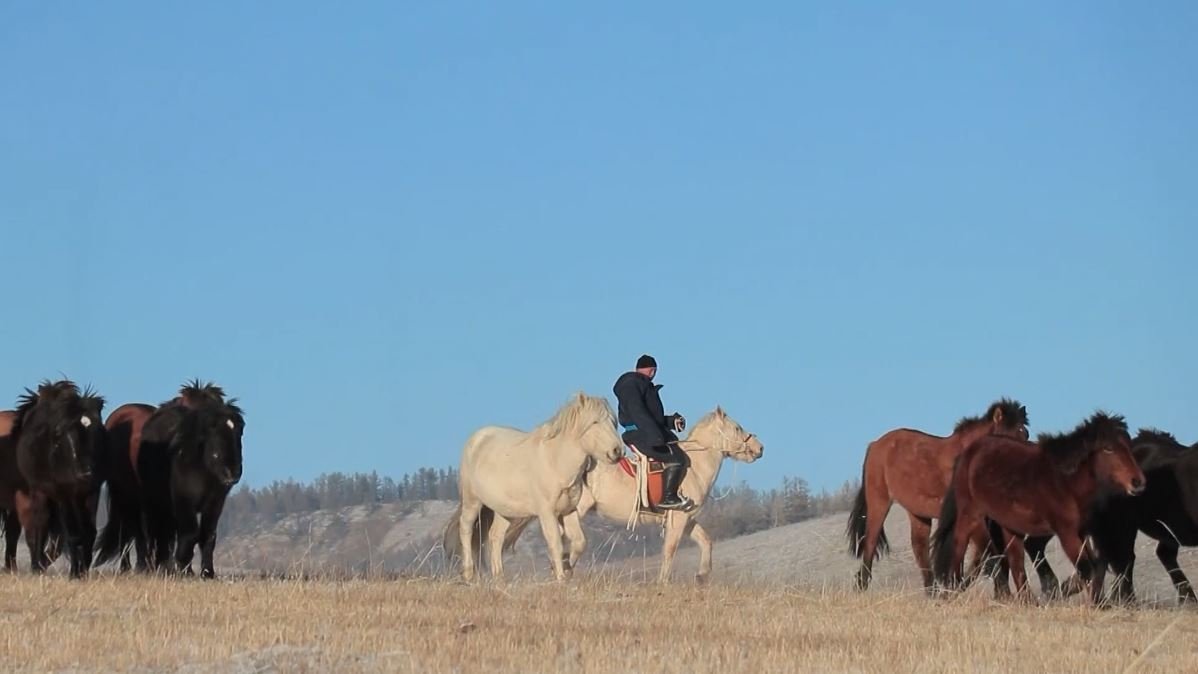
[
  {"left": 3, "top": 510, "right": 19, "bottom": 572},
  {"left": 79, "top": 490, "right": 99, "bottom": 578},
  {"left": 982, "top": 521, "right": 1012, "bottom": 600},
  {"left": 536, "top": 511, "right": 567, "bottom": 581},
  {"left": 16, "top": 490, "right": 49, "bottom": 572},
  {"left": 60, "top": 499, "right": 87, "bottom": 579},
  {"left": 690, "top": 521, "right": 713, "bottom": 584},
  {"left": 1155, "top": 540, "right": 1196, "bottom": 604},
  {"left": 855, "top": 493, "right": 892, "bottom": 591},
  {"left": 658, "top": 512, "right": 687, "bottom": 584},
  {"left": 1002, "top": 534, "right": 1034, "bottom": 603},
  {"left": 907, "top": 513, "right": 934, "bottom": 593},
  {"left": 561, "top": 511, "right": 586, "bottom": 573},
  {"left": 486, "top": 513, "right": 511, "bottom": 580},
  {"left": 456, "top": 493, "right": 483, "bottom": 582},
  {"left": 1055, "top": 530, "right": 1100, "bottom": 605},
  {"left": 172, "top": 494, "right": 199, "bottom": 576},
  {"left": 198, "top": 496, "right": 227, "bottom": 579},
  {"left": 1024, "top": 536, "right": 1061, "bottom": 600}
]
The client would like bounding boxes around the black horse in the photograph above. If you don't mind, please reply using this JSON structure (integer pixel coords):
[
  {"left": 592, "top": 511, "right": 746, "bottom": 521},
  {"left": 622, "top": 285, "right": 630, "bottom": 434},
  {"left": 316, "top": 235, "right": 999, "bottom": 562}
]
[
  {"left": 137, "top": 381, "right": 244, "bottom": 578},
  {"left": 10, "top": 380, "right": 106, "bottom": 578},
  {"left": 1088, "top": 429, "right": 1198, "bottom": 605}
]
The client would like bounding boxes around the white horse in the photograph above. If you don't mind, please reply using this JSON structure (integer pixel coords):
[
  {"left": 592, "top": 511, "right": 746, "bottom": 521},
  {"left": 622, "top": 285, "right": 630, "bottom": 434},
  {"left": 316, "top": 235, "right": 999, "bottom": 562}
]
[
  {"left": 503, "top": 407, "right": 764, "bottom": 583},
  {"left": 442, "top": 391, "right": 624, "bottom": 582}
]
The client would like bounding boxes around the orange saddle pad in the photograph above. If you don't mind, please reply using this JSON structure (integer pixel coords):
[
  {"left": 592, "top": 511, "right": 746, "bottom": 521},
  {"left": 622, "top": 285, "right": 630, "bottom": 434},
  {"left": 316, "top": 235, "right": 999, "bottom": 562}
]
[{"left": 618, "top": 450, "right": 667, "bottom": 509}]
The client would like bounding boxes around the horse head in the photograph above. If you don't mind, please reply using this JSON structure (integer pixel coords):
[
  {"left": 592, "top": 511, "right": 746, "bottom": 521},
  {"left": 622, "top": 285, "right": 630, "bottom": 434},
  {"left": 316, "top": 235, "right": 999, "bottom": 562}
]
[
  {"left": 1040, "top": 411, "right": 1144, "bottom": 496},
  {"left": 691, "top": 407, "right": 763, "bottom": 462},
  {"left": 546, "top": 392, "right": 622, "bottom": 465},
  {"left": 170, "top": 382, "right": 245, "bottom": 488},
  {"left": 985, "top": 398, "right": 1029, "bottom": 440},
  {"left": 12, "top": 380, "right": 105, "bottom": 486}
]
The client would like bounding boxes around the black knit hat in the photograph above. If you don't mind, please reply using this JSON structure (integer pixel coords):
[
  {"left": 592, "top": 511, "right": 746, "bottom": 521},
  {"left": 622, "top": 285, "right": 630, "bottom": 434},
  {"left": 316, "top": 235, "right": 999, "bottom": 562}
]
[{"left": 636, "top": 354, "right": 657, "bottom": 369}]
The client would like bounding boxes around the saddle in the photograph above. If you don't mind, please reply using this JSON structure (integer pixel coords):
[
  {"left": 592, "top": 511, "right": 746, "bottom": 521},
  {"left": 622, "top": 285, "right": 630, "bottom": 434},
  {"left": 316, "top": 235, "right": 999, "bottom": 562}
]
[{"left": 618, "top": 443, "right": 666, "bottom": 511}]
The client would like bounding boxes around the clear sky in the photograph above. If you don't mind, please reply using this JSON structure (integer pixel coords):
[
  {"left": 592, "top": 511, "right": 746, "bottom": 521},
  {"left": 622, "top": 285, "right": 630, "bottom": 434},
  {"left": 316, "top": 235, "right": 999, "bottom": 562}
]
[{"left": 2, "top": 3, "right": 1194, "bottom": 492}]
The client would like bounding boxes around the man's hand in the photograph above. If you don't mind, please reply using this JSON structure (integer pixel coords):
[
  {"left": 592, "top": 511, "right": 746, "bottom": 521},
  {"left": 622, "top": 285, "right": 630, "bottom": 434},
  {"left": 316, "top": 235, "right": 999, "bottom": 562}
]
[{"left": 671, "top": 413, "right": 686, "bottom": 433}]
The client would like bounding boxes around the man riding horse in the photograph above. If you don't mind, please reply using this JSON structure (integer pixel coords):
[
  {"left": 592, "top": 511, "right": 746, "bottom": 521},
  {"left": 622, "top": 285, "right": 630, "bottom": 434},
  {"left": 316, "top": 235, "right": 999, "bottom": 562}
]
[{"left": 613, "top": 354, "right": 692, "bottom": 511}]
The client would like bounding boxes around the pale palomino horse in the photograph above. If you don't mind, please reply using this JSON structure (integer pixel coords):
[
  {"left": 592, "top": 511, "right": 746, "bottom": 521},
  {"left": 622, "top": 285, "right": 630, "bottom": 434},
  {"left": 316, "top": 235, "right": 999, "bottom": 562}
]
[
  {"left": 503, "top": 407, "right": 763, "bottom": 583},
  {"left": 442, "top": 392, "right": 624, "bottom": 582}
]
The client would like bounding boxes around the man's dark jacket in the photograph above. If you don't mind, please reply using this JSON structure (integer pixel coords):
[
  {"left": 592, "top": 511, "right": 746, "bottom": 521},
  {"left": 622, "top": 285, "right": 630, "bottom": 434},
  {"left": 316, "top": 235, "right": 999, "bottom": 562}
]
[{"left": 613, "top": 371, "right": 674, "bottom": 447}]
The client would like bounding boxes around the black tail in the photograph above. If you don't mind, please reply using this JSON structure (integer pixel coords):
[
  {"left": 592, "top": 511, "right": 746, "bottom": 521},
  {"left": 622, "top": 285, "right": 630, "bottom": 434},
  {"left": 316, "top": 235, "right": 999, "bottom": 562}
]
[
  {"left": 846, "top": 480, "right": 888, "bottom": 560},
  {"left": 93, "top": 491, "right": 133, "bottom": 567},
  {"left": 931, "top": 487, "right": 960, "bottom": 587}
]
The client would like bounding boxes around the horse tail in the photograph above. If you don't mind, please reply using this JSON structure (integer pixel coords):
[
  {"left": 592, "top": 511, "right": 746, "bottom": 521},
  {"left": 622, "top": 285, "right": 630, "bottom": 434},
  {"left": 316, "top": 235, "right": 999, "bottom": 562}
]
[
  {"left": 931, "top": 485, "right": 960, "bottom": 587},
  {"left": 441, "top": 504, "right": 494, "bottom": 566},
  {"left": 501, "top": 517, "right": 535, "bottom": 554},
  {"left": 94, "top": 490, "right": 129, "bottom": 567},
  {"left": 846, "top": 452, "right": 888, "bottom": 559}
]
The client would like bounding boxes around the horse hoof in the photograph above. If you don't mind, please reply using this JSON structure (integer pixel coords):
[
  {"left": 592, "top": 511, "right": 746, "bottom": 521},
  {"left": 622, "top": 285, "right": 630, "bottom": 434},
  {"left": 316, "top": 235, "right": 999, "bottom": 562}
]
[{"left": 695, "top": 574, "right": 709, "bottom": 586}]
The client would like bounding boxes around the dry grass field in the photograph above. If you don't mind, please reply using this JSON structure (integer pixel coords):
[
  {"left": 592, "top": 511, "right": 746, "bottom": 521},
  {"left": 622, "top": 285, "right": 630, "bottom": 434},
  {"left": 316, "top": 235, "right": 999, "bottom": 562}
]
[{"left": 0, "top": 572, "right": 1196, "bottom": 673}]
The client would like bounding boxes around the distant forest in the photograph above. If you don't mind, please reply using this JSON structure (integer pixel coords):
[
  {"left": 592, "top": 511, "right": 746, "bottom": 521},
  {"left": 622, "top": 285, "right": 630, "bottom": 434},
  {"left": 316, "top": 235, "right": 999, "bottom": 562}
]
[{"left": 219, "top": 467, "right": 860, "bottom": 541}]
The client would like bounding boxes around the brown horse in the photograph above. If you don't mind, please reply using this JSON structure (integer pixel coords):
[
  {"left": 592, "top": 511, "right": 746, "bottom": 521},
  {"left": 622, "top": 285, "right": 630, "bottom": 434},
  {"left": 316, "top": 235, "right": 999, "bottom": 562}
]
[
  {"left": 931, "top": 412, "right": 1145, "bottom": 604},
  {"left": 0, "top": 410, "right": 24, "bottom": 570},
  {"left": 847, "top": 399, "right": 1038, "bottom": 592},
  {"left": 94, "top": 403, "right": 156, "bottom": 572}
]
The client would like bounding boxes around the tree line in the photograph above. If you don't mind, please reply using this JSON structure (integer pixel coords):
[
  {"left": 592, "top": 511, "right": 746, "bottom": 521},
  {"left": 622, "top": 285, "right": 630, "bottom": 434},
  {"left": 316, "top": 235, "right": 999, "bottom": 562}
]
[{"left": 218, "top": 466, "right": 859, "bottom": 540}]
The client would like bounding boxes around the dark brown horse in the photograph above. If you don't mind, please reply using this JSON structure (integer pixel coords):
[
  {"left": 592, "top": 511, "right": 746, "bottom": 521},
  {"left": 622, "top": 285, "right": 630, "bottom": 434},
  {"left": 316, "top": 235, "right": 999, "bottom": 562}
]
[
  {"left": 10, "top": 380, "right": 106, "bottom": 578},
  {"left": 94, "top": 403, "right": 156, "bottom": 572},
  {"left": 1086, "top": 429, "right": 1198, "bottom": 605},
  {"left": 0, "top": 410, "right": 63, "bottom": 572},
  {"left": 932, "top": 412, "right": 1145, "bottom": 604},
  {"left": 847, "top": 398, "right": 1059, "bottom": 592},
  {"left": 97, "top": 381, "right": 244, "bottom": 578}
]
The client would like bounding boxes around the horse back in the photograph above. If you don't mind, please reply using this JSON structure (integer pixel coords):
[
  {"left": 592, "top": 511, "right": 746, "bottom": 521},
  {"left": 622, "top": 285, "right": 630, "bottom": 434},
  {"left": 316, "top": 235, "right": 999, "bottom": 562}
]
[
  {"left": 864, "top": 428, "right": 964, "bottom": 509},
  {"left": 0, "top": 411, "right": 24, "bottom": 509},
  {"left": 104, "top": 404, "right": 156, "bottom": 493}
]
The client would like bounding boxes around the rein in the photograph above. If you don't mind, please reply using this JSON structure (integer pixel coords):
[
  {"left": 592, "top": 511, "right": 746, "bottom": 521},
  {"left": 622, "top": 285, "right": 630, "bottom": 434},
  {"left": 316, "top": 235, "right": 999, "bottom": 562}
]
[{"left": 670, "top": 427, "right": 757, "bottom": 501}]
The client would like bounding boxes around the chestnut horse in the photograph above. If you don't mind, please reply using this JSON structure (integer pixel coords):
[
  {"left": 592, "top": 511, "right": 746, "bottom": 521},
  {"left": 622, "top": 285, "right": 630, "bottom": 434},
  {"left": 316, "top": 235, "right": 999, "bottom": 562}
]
[
  {"left": 94, "top": 403, "right": 156, "bottom": 572},
  {"left": 931, "top": 412, "right": 1145, "bottom": 604},
  {"left": 847, "top": 398, "right": 1058, "bottom": 593}
]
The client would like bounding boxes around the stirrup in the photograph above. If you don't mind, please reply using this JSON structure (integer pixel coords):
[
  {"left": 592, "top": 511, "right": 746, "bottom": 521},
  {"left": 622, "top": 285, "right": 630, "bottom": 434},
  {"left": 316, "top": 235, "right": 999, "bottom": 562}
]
[{"left": 657, "top": 497, "right": 694, "bottom": 511}]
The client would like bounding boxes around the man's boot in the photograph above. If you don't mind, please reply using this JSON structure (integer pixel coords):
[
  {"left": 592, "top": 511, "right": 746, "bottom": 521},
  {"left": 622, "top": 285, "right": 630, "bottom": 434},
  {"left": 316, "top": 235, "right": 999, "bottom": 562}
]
[{"left": 656, "top": 464, "right": 693, "bottom": 511}]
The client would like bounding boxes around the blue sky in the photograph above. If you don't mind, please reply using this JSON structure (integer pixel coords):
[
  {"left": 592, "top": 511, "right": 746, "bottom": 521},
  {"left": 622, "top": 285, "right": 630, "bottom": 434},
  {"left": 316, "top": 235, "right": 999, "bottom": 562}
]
[{"left": 1, "top": 3, "right": 1194, "bottom": 491}]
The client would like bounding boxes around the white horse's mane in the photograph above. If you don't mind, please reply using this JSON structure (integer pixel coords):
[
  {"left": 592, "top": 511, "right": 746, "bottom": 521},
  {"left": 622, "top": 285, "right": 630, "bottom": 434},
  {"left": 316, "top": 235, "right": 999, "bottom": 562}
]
[{"left": 534, "top": 392, "right": 616, "bottom": 440}]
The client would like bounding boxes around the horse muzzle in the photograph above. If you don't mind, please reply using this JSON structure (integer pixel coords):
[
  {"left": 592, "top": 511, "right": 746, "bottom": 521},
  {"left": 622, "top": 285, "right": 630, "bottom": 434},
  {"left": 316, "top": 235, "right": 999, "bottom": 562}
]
[{"left": 1127, "top": 477, "right": 1146, "bottom": 496}]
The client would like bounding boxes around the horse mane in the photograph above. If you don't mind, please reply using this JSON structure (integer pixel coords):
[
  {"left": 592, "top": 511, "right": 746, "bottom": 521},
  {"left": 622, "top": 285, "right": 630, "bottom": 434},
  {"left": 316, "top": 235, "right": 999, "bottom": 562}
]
[
  {"left": 173, "top": 379, "right": 228, "bottom": 408},
  {"left": 953, "top": 398, "right": 1028, "bottom": 434},
  {"left": 11, "top": 380, "right": 104, "bottom": 436},
  {"left": 535, "top": 392, "right": 614, "bottom": 440},
  {"left": 1038, "top": 411, "right": 1129, "bottom": 475},
  {"left": 1135, "top": 428, "right": 1180, "bottom": 446}
]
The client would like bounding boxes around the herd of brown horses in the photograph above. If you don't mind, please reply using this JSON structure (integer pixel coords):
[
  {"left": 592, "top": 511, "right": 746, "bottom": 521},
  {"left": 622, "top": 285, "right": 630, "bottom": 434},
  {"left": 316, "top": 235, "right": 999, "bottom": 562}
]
[
  {"left": 0, "top": 379, "right": 244, "bottom": 579},
  {"left": 848, "top": 398, "right": 1198, "bottom": 606}
]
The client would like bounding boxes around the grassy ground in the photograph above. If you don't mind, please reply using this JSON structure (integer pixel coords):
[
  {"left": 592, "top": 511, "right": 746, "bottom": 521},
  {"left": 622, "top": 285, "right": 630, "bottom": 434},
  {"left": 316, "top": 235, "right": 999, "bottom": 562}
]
[{"left": 0, "top": 573, "right": 1194, "bottom": 673}]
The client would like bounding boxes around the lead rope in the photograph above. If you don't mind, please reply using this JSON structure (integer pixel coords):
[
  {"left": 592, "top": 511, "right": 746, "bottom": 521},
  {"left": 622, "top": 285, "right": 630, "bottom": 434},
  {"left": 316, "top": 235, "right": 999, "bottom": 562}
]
[{"left": 626, "top": 448, "right": 650, "bottom": 531}]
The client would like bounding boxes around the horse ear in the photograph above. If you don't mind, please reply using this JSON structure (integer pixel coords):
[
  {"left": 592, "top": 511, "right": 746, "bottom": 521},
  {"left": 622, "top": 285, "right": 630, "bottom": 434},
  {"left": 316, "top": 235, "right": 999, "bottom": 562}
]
[
  {"left": 992, "top": 407, "right": 1004, "bottom": 424},
  {"left": 715, "top": 406, "right": 725, "bottom": 418}
]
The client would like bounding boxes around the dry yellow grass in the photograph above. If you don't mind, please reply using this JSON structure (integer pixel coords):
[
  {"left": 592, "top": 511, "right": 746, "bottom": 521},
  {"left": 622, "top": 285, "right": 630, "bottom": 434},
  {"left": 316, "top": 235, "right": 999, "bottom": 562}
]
[{"left": 0, "top": 573, "right": 1195, "bottom": 673}]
